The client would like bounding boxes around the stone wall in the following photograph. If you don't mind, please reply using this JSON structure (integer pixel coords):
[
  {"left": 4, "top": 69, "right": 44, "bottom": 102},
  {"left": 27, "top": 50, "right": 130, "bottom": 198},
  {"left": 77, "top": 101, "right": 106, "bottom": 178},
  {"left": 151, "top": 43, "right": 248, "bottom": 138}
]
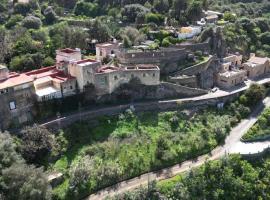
[
  {"left": 175, "top": 56, "right": 213, "bottom": 76},
  {"left": 0, "top": 86, "right": 36, "bottom": 130},
  {"left": 116, "top": 48, "right": 188, "bottom": 64},
  {"left": 42, "top": 91, "right": 240, "bottom": 129},
  {"left": 160, "top": 82, "right": 208, "bottom": 97},
  {"left": 168, "top": 75, "right": 198, "bottom": 88},
  {"left": 171, "top": 38, "right": 211, "bottom": 52}
]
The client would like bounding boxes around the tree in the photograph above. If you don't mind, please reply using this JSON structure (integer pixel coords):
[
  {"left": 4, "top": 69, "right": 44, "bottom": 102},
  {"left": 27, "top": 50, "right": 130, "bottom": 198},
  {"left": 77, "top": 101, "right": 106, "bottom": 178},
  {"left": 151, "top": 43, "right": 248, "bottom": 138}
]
[
  {"left": 69, "top": 156, "right": 94, "bottom": 198},
  {"left": 5, "top": 14, "right": 23, "bottom": 29},
  {"left": 120, "top": 27, "right": 146, "bottom": 47},
  {"left": 43, "top": 7, "right": 57, "bottom": 25},
  {"left": 74, "top": 1, "right": 99, "bottom": 17},
  {"left": 22, "top": 15, "right": 42, "bottom": 29},
  {"left": 224, "top": 11, "right": 236, "bottom": 22},
  {"left": 145, "top": 13, "right": 165, "bottom": 25},
  {"left": 243, "top": 83, "right": 265, "bottom": 107},
  {"left": 122, "top": 4, "right": 149, "bottom": 23},
  {"left": 185, "top": 0, "right": 203, "bottom": 22},
  {"left": 173, "top": 0, "right": 188, "bottom": 20},
  {"left": 43, "top": 56, "right": 55, "bottom": 66},
  {"left": 86, "top": 19, "right": 110, "bottom": 43},
  {"left": 153, "top": 0, "right": 169, "bottom": 14},
  {"left": 0, "top": 132, "right": 23, "bottom": 172},
  {"left": 260, "top": 32, "right": 270, "bottom": 45},
  {"left": 19, "top": 124, "right": 53, "bottom": 164},
  {"left": 14, "top": 3, "right": 31, "bottom": 16},
  {"left": 1, "top": 163, "right": 51, "bottom": 200}
]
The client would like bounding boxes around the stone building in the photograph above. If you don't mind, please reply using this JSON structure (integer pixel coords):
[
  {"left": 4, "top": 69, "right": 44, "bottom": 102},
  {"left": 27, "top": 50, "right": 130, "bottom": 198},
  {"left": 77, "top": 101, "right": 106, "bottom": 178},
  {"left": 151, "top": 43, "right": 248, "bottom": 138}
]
[
  {"left": 68, "top": 59, "right": 101, "bottom": 91},
  {"left": 242, "top": 53, "right": 270, "bottom": 78},
  {"left": 95, "top": 64, "right": 160, "bottom": 95},
  {"left": 0, "top": 66, "right": 35, "bottom": 129},
  {"left": 25, "top": 66, "right": 77, "bottom": 101},
  {"left": 96, "top": 41, "right": 120, "bottom": 61},
  {"left": 56, "top": 48, "right": 82, "bottom": 63},
  {"left": 217, "top": 54, "right": 246, "bottom": 89},
  {"left": 217, "top": 70, "right": 246, "bottom": 89}
]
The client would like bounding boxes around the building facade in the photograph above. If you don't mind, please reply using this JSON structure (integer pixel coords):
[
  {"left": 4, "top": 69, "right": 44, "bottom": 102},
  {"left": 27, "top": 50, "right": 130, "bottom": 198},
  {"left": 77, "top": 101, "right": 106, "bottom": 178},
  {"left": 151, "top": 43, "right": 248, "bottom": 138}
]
[
  {"left": 95, "top": 64, "right": 160, "bottom": 95},
  {"left": 95, "top": 42, "right": 119, "bottom": 61},
  {"left": 242, "top": 53, "right": 270, "bottom": 78},
  {"left": 0, "top": 67, "right": 35, "bottom": 130},
  {"left": 217, "top": 54, "right": 246, "bottom": 88}
]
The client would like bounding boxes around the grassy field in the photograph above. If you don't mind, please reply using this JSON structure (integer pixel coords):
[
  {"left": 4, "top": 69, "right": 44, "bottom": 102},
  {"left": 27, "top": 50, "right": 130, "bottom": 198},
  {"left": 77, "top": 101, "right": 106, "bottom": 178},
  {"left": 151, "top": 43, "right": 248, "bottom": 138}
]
[{"left": 49, "top": 105, "right": 244, "bottom": 199}]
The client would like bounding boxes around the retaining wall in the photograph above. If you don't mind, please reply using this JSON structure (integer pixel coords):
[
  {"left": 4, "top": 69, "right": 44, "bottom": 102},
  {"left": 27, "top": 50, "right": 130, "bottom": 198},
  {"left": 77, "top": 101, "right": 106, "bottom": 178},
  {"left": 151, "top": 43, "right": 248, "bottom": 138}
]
[
  {"left": 168, "top": 75, "right": 198, "bottom": 88},
  {"left": 241, "top": 148, "right": 270, "bottom": 160},
  {"left": 171, "top": 38, "right": 211, "bottom": 52},
  {"left": 116, "top": 48, "right": 188, "bottom": 64},
  {"left": 176, "top": 56, "right": 213, "bottom": 76},
  {"left": 43, "top": 91, "right": 240, "bottom": 129}
]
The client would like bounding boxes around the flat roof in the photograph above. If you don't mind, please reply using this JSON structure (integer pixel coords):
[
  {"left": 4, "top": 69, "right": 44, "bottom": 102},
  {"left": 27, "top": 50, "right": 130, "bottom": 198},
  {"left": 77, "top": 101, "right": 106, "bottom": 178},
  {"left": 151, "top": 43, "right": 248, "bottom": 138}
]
[
  {"left": 96, "top": 66, "right": 120, "bottom": 73},
  {"left": 248, "top": 56, "right": 269, "bottom": 65},
  {"left": 96, "top": 43, "right": 115, "bottom": 48},
  {"left": 75, "top": 59, "right": 99, "bottom": 67},
  {"left": 36, "top": 86, "right": 59, "bottom": 97},
  {"left": 219, "top": 70, "right": 245, "bottom": 78},
  {"left": 59, "top": 48, "right": 80, "bottom": 54}
]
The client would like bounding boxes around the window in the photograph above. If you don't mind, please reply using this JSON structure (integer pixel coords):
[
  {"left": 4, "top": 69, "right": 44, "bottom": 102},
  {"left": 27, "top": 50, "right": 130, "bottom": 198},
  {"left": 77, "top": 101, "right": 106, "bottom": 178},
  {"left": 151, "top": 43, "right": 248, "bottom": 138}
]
[
  {"left": 143, "top": 73, "right": 146, "bottom": 77},
  {"left": 9, "top": 101, "right": 16, "bottom": 110},
  {"left": 131, "top": 74, "right": 134, "bottom": 78},
  {"left": 153, "top": 73, "right": 155, "bottom": 77},
  {"left": 70, "top": 86, "right": 73, "bottom": 89},
  {"left": 114, "top": 75, "right": 118, "bottom": 80}
]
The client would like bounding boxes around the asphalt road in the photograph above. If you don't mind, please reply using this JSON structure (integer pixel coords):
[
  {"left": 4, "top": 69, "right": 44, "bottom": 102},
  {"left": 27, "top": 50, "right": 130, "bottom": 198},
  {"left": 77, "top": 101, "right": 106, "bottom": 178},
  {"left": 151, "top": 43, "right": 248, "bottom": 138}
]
[{"left": 86, "top": 96, "right": 270, "bottom": 200}]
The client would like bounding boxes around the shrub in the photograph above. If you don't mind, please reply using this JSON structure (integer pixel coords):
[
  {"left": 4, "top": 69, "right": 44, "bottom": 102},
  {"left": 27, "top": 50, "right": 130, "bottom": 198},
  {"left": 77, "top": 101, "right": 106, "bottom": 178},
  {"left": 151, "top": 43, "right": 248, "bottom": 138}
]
[
  {"left": 22, "top": 15, "right": 42, "bottom": 29},
  {"left": 145, "top": 13, "right": 165, "bottom": 25},
  {"left": 5, "top": 14, "right": 23, "bottom": 29},
  {"left": 243, "top": 83, "right": 265, "bottom": 107},
  {"left": 19, "top": 125, "right": 53, "bottom": 164}
]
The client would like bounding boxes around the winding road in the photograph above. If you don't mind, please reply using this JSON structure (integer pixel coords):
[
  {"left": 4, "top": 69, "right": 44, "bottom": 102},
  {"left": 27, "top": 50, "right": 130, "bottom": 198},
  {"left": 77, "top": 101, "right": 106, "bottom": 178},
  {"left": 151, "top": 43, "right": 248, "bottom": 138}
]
[{"left": 86, "top": 96, "right": 270, "bottom": 200}]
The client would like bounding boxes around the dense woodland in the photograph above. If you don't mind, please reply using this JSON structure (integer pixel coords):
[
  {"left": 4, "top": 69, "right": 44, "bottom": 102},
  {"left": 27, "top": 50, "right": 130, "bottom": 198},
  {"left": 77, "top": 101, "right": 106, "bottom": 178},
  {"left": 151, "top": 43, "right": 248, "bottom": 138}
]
[{"left": 0, "top": 0, "right": 270, "bottom": 71}]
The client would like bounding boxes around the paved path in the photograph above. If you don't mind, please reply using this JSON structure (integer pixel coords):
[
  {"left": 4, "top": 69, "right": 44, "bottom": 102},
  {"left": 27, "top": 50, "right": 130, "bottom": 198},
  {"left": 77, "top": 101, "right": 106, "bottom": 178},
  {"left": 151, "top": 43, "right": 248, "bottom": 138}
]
[{"left": 86, "top": 96, "right": 270, "bottom": 200}]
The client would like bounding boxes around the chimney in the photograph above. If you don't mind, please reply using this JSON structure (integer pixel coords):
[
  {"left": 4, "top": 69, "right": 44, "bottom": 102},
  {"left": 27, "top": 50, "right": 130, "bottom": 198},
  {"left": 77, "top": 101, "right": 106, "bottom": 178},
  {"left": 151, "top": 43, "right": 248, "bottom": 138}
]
[
  {"left": 250, "top": 53, "right": 255, "bottom": 58},
  {"left": 0, "top": 65, "right": 9, "bottom": 81}
]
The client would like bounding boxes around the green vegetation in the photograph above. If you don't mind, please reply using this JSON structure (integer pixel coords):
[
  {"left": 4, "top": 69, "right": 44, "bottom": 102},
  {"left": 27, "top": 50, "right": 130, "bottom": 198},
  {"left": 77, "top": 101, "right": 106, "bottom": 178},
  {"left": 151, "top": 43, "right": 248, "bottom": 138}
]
[
  {"left": 0, "top": 132, "right": 51, "bottom": 200},
  {"left": 110, "top": 154, "right": 270, "bottom": 200},
  {"left": 243, "top": 107, "right": 270, "bottom": 141},
  {"left": 0, "top": 0, "right": 208, "bottom": 71},
  {"left": 45, "top": 97, "right": 254, "bottom": 200}
]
